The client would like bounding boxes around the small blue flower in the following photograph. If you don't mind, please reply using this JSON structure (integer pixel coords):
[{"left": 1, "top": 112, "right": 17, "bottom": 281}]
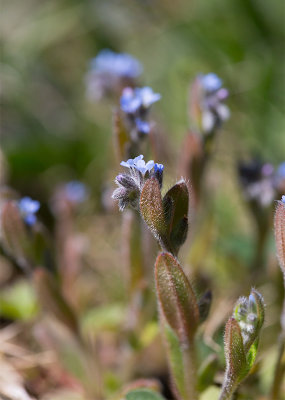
[
  {"left": 135, "top": 118, "right": 150, "bottom": 134},
  {"left": 120, "top": 155, "right": 144, "bottom": 169},
  {"left": 277, "top": 162, "right": 285, "bottom": 178},
  {"left": 120, "top": 86, "right": 161, "bottom": 114},
  {"left": 120, "top": 155, "right": 155, "bottom": 175},
  {"left": 200, "top": 73, "right": 222, "bottom": 92},
  {"left": 18, "top": 197, "right": 40, "bottom": 226},
  {"left": 91, "top": 49, "right": 142, "bottom": 78},
  {"left": 154, "top": 163, "right": 164, "bottom": 187},
  {"left": 65, "top": 181, "right": 88, "bottom": 204},
  {"left": 135, "top": 159, "right": 155, "bottom": 175},
  {"left": 138, "top": 87, "right": 161, "bottom": 108},
  {"left": 154, "top": 163, "right": 164, "bottom": 173},
  {"left": 120, "top": 88, "right": 142, "bottom": 113},
  {"left": 282, "top": 195, "right": 285, "bottom": 204}
]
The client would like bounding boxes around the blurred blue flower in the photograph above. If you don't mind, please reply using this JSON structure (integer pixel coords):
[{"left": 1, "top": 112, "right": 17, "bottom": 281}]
[
  {"left": 120, "top": 87, "right": 161, "bottom": 114},
  {"left": 277, "top": 162, "right": 285, "bottom": 178},
  {"left": 196, "top": 73, "right": 230, "bottom": 133},
  {"left": 65, "top": 181, "right": 88, "bottom": 204},
  {"left": 18, "top": 197, "right": 40, "bottom": 226},
  {"left": 135, "top": 118, "right": 150, "bottom": 134},
  {"left": 91, "top": 49, "right": 142, "bottom": 78},
  {"left": 282, "top": 195, "right": 285, "bottom": 204},
  {"left": 121, "top": 155, "right": 155, "bottom": 175},
  {"left": 120, "top": 88, "right": 142, "bottom": 113},
  {"left": 200, "top": 73, "right": 222, "bottom": 92},
  {"left": 138, "top": 87, "right": 161, "bottom": 108}
]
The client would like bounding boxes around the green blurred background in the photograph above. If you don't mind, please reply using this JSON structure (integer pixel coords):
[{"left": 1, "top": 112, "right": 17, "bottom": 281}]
[{"left": 1, "top": 0, "right": 285, "bottom": 200}]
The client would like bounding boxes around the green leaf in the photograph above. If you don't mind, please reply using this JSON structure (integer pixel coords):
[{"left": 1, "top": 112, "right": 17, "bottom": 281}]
[
  {"left": 155, "top": 252, "right": 199, "bottom": 342},
  {"left": 126, "top": 389, "right": 165, "bottom": 400},
  {"left": 245, "top": 339, "right": 258, "bottom": 373},
  {"left": 197, "top": 354, "right": 218, "bottom": 392},
  {"left": 0, "top": 280, "right": 38, "bottom": 320},
  {"left": 224, "top": 317, "right": 246, "bottom": 383},
  {"left": 82, "top": 304, "right": 125, "bottom": 334},
  {"left": 164, "top": 323, "right": 186, "bottom": 399},
  {"left": 200, "top": 386, "right": 220, "bottom": 400}
]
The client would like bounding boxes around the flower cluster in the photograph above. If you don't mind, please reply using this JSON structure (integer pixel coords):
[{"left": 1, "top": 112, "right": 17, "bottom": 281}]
[
  {"left": 120, "top": 87, "right": 161, "bottom": 136},
  {"left": 18, "top": 196, "right": 40, "bottom": 226},
  {"left": 192, "top": 72, "right": 230, "bottom": 133},
  {"left": 220, "top": 289, "right": 265, "bottom": 399},
  {"left": 112, "top": 155, "right": 163, "bottom": 211},
  {"left": 86, "top": 49, "right": 142, "bottom": 100},
  {"left": 238, "top": 160, "right": 285, "bottom": 207},
  {"left": 233, "top": 291, "right": 264, "bottom": 349}
]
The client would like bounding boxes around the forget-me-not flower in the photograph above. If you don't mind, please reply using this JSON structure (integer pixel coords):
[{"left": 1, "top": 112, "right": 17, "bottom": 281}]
[
  {"left": 135, "top": 118, "right": 150, "bottom": 135},
  {"left": 120, "top": 87, "right": 161, "bottom": 136},
  {"left": 64, "top": 181, "right": 89, "bottom": 204},
  {"left": 18, "top": 197, "right": 40, "bottom": 226},
  {"left": 86, "top": 50, "right": 142, "bottom": 101},
  {"left": 277, "top": 162, "right": 285, "bottom": 179},
  {"left": 120, "top": 87, "right": 161, "bottom": 114},
  {"left": 200, "top": 73, "right": 222, "bottom": 92},
  {"left": 91, "top": 50, "right": 142, "bottom": 79},
  {"left": 120, "top": 154, "right": 155, "bottom": 176},
  {"left": 238, "top": 160, "right": 276, "bottom": 207},
  {"left": 113, "top": 155, "right": 164, "bottom": 211},
  {"left": 194, "top": 73, "right": 230, "bottom": 133}
]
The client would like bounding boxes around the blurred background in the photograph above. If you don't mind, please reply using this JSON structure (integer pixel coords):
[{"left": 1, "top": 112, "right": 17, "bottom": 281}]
[{"left": 0, "top": 0, "right": 285, "bottom": 399}]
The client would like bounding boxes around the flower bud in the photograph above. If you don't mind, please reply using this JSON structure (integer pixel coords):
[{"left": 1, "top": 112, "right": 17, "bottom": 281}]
[
  {"left": 152, "top": 163, "right": 164, "bottom": 188},
  {"left": 219, "top": 289, "right": 265, "bottom": 400},
  {"left": 162, "top": 180, "right": 189, "bottom": 255}
]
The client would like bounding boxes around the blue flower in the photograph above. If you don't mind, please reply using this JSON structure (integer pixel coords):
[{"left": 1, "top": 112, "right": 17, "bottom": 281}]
[
  {"left": 120, "top": 155, "right": 144, "bottom": 169},
  {"left": 65, "top": 181, "right": 88, "bottom": 204},
  {"left": 138, "top": 87, "right": 161, "bottom": 108},
  {"left": 282, "top": 195, "right": 285, "bottom": 204},
  {"left": 120, "top": 155, "right": 155, "bottom": 175},
  {"left": 200, "top": 73, "right": 222, "bottom": 92},
  {"left": 154, "top": 163, "right": 164, "bottom": 187},
  {"left": 120, "top": 88, "right": 142, "bottom": 113},
  {"left": 154, "top": 163, "right": 164, "bottom": 173},
  {"left": 18, "top": 197, "right": 40, "bottom": 226},
  {"left": 196, "top": 73, "right": 230, "bottom": 133},
  {"left": 277, "top": 162, "right": 285, "bottom": 178},
  {"left": 91, "top": 49, "right": 142, "bottom": 78},
  {"left": 135, "top": 118, "right": 150, "bottom": 134},
  {"left": 120, "top": 86, "right": 161, "bottom": 114}
]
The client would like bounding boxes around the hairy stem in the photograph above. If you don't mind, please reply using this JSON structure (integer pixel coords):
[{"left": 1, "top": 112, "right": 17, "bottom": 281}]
[
  {"left": 219, "top": 379, "right": 238, "bottom": 400},
  {"left": 270, "top": 277, "right": 285, "bottom": 400},
  {"left": 182, "top": 340, "right": 198, "bottom": 400}
]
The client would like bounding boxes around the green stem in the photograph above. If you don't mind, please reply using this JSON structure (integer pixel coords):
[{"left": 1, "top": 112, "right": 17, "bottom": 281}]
[
  {"left": 270, "top": 285, "right": 285, "bottom": 400},
  {"left": 219, "top": 379, "right": 238, "bottom": 400},
  {"left": 182, "top": 339, "right": 198, "bottom": 400}
]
